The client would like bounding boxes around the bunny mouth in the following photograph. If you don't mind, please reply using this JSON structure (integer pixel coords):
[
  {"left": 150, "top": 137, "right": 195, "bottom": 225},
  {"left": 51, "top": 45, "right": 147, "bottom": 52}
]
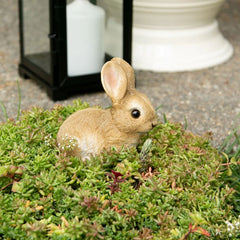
[{"left": 137, "top": 123, "right": 157, "bottom": 134}]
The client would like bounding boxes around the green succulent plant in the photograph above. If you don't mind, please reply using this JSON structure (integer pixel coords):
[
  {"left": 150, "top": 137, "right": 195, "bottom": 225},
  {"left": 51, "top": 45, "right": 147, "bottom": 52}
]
[{"left": 0, "top": 100, "right": 239, "bottom": 239}]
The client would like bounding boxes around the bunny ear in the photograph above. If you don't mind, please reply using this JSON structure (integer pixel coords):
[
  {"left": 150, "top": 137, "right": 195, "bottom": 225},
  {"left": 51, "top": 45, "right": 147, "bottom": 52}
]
[
  {"left": 101, "top": 61, "right": 128, "bottom": 103},
  {"left": 111, "top": 57, "right": 135, "bottom": 91}
]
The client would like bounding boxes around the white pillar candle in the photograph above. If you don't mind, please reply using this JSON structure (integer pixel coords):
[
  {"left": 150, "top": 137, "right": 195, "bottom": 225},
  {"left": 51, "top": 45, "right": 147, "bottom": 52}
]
[{"left": 67, "top": 0, "right": 105, "bottom": 76}]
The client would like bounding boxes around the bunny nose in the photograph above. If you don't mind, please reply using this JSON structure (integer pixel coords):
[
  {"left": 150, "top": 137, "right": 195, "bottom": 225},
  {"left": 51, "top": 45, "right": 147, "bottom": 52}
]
[
  {"left": 152, "top": 123, "right": 156, "bottom": 128},
  {"left": 152, "top": 122, "right": 157, "bottom": 128},
  {"left": 151, "top": 115, "right": 158, "bottom": 129}
]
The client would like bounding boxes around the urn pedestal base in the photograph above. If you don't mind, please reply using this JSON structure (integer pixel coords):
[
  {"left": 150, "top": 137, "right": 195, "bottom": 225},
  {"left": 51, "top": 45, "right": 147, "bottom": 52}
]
[{"left": 101, "top": 0, "right": 233, "bottom": 72}]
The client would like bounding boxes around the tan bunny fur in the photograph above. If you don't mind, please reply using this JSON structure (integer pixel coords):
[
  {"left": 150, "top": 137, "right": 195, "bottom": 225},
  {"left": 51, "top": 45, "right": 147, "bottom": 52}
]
[{"left": 57, "top": 58, "right": 157, "bottom": 160}]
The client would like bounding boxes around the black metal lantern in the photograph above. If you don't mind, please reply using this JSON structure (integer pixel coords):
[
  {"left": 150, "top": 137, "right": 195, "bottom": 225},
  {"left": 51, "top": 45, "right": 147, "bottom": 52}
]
[{"left": 18, "top": 0, "right": 133, "bottom": 100}]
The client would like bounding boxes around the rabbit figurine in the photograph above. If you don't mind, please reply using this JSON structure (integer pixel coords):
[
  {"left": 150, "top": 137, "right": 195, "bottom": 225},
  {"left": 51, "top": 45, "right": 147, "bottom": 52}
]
[{"left": 57, "top": 58, "right": 158, "bottom": 160}]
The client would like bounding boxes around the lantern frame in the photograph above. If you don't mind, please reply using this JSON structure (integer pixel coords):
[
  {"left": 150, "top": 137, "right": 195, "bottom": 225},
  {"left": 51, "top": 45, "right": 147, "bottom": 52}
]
[{"left": 18, "top": 0, "right": 133, "bottom": 100}]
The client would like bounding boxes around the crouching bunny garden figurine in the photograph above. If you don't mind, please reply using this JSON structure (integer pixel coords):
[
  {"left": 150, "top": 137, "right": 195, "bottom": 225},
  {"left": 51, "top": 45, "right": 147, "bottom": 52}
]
[{"left": 57, "top": 58, "right": 158, "bottom": 160}]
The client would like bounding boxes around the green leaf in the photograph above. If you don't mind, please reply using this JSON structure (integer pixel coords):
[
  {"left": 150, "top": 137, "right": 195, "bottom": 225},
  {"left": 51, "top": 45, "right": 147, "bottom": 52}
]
[
  {"left": 189, "top": 213, "right": 208, "bottom": 225},
  {"left": 11, "top": 181, "right": 23, "bottom": 193}
]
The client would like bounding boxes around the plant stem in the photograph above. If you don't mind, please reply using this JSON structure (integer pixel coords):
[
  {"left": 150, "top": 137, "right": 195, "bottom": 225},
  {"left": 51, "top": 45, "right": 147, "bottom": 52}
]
[{"left": 0, "top": 101, "right": 8, "bottom": 121}]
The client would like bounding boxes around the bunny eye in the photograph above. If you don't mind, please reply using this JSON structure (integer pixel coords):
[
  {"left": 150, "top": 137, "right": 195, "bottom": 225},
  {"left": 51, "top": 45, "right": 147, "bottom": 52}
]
[{"left": 131, "top": 109, "right": 141, "bottom": 119}]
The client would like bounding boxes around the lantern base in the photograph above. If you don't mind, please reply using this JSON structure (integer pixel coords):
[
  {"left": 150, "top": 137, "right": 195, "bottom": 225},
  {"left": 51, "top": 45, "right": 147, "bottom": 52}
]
[{"left": 19, "top": 63, "right": 103, "bottom": 101}]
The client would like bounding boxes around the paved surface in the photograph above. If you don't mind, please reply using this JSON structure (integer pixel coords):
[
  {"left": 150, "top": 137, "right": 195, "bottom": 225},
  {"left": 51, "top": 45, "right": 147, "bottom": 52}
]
[{"left": 1, "top": 0, "right": 240, "bottom": 148}]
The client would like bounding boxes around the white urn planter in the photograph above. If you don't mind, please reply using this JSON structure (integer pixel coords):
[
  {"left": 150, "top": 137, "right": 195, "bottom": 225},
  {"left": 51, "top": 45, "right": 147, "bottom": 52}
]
[{"left": 98, "top": 0, "right": 233, "bottom": 72}]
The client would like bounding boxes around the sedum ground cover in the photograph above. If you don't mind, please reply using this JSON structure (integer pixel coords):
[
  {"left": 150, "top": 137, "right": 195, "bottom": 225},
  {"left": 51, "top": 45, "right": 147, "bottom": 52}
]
[{"left": 0, "top": 100, "right": 239, "bottom": 239}]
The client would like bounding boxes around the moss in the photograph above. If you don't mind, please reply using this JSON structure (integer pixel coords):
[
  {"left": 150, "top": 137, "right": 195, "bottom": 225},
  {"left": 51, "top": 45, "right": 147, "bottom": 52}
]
[{"left": 0, "top": 99, "right": 239, "bottom": 239}]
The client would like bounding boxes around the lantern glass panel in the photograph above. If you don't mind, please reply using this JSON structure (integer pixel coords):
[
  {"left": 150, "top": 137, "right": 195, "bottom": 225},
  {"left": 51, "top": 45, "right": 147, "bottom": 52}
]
[
  {"left": 97, "top": 0, "right": 123, "bottom": 59},
  {"left": 22, "top": 0, "right": 50, "bottom": 74}
]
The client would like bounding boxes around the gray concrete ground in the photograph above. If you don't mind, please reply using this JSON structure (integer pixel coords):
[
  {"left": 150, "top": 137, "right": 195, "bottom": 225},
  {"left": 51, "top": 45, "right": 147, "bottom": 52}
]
[{"left": 0, "top": 0, "right": 240, "bottom": 149}]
